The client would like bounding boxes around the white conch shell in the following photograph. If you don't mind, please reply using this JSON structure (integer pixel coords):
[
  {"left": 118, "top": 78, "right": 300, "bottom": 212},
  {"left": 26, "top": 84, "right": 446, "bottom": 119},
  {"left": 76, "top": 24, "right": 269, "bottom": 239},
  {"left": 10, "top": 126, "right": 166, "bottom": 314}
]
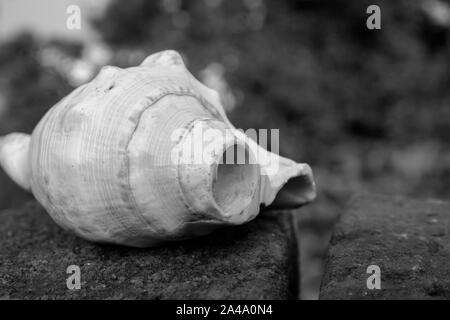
[{"left": 0, "top": 50, "right": 316, "bottom": 247}]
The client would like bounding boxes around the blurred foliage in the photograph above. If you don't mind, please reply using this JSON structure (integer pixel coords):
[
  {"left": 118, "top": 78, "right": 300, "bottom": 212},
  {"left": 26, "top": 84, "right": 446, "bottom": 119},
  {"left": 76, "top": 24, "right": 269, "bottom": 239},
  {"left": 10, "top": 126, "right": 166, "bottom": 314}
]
[{"left": 0, "top": 0, "right": 449, "bottom": 298}]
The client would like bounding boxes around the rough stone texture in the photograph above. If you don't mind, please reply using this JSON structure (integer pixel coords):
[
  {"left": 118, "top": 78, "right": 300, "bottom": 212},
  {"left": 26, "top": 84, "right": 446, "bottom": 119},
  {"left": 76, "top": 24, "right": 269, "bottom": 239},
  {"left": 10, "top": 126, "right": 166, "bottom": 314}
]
[
  {"left": 320, "top": 194, "right": 450, "bottom": 300},
  {"left": 0, "top": 201, "right": 298, "bottom": 300}
]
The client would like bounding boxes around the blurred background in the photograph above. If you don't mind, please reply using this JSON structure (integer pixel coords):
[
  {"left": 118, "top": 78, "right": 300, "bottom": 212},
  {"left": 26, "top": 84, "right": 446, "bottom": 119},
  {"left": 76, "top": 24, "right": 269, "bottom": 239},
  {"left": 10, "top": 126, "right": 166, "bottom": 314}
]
[{"left": 0, "top": 0, "right": 449, "bottom": 299}]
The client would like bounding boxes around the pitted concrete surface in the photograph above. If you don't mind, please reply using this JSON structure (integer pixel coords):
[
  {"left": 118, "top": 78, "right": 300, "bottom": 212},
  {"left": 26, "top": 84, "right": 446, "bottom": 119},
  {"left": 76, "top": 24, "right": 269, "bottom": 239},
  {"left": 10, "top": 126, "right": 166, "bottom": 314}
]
[
  {"left": 320, "top": 194, "right": 450, "bottom": 300},
  {"left": 0, "top": 201, "right": 297, "bottom": 300}
]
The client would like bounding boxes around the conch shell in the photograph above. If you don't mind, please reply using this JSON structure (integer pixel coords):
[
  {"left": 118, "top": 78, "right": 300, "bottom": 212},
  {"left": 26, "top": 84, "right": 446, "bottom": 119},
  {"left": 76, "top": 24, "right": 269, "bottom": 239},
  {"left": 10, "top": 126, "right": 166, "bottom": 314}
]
[{"left": 0, "top": 50, "right": 315, "bottom": 247}]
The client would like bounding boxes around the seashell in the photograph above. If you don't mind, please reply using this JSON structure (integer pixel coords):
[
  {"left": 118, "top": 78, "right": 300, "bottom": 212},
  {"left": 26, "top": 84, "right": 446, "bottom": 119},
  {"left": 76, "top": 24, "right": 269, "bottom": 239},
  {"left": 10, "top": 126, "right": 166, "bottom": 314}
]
[{"left": 0, "top": 50, "right": 316, "bottom": 247}]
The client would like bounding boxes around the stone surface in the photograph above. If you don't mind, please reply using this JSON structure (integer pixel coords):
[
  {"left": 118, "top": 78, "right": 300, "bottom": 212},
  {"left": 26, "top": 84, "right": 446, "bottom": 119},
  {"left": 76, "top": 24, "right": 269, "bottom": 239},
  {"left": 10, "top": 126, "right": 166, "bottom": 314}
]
[
  {"left": 0, "top": 201, "right": 298, "bottom": 300},
  {"left": 320, "top": 194, "right": 450, "bottom": 300}
]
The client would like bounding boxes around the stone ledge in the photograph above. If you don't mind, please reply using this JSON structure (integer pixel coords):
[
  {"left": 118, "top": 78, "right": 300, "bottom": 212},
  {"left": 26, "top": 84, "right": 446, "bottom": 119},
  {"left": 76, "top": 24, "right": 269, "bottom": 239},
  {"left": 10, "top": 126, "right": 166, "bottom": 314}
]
[
  {"left": 0, "top": 201, "right": 297, "bottom": 300},
  {"left": 320, "top": 194, "right": 450, "bottom": 300}
]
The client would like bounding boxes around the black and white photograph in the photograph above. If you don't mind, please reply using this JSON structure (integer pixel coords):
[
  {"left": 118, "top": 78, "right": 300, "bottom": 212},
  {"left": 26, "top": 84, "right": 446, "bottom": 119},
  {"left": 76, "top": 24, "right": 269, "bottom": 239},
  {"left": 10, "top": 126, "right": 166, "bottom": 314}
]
[{"left": 0, "top": 0, "right": 450, "bottom": 306}]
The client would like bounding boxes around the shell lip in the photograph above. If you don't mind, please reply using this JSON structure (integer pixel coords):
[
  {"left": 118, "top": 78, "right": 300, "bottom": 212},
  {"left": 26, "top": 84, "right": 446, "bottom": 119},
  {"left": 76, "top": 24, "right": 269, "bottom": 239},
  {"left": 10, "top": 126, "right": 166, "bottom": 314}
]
[
  {"left": 268, "top": 163, "right": 316, "bottom": 209},
  {"left": 209, "top": 138, "right": 260, "bottom": 224},
  {"left": 175, "top": 119, "right": 260, "bottom": 225}
]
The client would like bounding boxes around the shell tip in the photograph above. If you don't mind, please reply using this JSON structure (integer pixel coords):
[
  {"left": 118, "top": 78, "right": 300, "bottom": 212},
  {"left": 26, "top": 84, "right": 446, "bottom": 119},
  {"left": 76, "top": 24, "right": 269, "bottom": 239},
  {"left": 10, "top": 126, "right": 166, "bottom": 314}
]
[
  {"left": 0, "top": 133, "right": 32, "bottom": 191},
  {"left": 140, "top": 50, "right": 185, "bottom": 68}
]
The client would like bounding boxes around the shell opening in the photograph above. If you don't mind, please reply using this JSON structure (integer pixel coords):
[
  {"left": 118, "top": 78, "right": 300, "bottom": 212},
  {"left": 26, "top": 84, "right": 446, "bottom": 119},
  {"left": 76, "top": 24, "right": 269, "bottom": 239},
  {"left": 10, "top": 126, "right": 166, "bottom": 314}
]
[
  {"left": 212, "top": 143, "right": 258, "bottom": 217},
  {"left": 270, "top": 169, "right": 316, "bottom": 209}
]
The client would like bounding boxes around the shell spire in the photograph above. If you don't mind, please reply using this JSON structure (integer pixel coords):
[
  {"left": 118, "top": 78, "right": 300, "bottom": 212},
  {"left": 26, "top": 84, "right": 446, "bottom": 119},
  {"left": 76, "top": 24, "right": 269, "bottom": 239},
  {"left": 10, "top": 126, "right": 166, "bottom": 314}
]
[{"left": 0, "top": 133, "right": 32, "bottom": 191}]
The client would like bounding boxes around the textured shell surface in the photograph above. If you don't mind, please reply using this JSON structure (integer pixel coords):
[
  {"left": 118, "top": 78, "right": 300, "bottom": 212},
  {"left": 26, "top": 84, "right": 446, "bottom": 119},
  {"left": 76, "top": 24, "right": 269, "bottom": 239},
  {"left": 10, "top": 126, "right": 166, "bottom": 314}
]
[{"left": 0, "top": 50, "right": 316, "bottom": 247}]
